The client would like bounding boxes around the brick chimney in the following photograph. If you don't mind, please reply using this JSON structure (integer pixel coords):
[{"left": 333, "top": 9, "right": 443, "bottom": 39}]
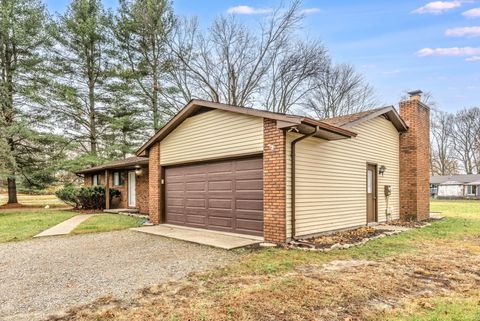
[{"left": 399, "top": 90, "right": 430, "bottom": 221}]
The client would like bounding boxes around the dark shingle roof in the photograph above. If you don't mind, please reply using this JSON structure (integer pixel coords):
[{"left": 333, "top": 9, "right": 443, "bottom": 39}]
[
  {"left": 430, "top": 174, "right": 480, "bottom": 185},
  {"left": 76, "top": 156, "right": 148, "bottom": 174}
]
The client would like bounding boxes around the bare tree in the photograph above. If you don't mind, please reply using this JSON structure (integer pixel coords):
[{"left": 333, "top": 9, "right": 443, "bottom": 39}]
[
  {"left": 430, "top": 109, "right": 458, "bottom": 175},
  {"left": 165, "top": 0, "right": 328, "bottom": 113},
  {"left": 263, "top": 40, "right": 328, "bottom": 113},
  {"left": 452, "top": 107, "right": 480, "bottom": 174},
  {"left": 305, "top": 63, "right": 377, "bottom": 119}
]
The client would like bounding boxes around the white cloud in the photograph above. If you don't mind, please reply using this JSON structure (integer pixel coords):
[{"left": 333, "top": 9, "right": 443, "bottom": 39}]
[
  {"left": 466, "top": 55, "right": 480, "bottom": 61},
  {"left": 227, "top": 5, "right": 272, "bottom": 15},
  {"left": 301, "top": 8, "right": 321, "bottom": 14},
  {"left": 417, "top": 47, "right": 480, "bottom": 56},
  {"left": 445, "top": 26, "right": 480, "bottom": 37},
  {"left": 413, "top": 1, "right": 462, "bottom": 14},
  {"left": 463, "top": 8, "right": 480, "bottom": 18}
]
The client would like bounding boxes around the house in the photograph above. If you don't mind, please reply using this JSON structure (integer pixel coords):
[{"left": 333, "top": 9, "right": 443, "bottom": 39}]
[
  {"left": 430, "top": 174, "right": 480, "bottom": 199},
  {"left": 76, "top": 157, "right": 149, "bottom": 214},
  {"left": 76, "top": 90, "right": 430, "bottom": 243}
]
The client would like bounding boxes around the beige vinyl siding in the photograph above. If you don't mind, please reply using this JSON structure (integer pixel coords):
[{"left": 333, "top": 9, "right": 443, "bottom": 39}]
[
  {"left": 286, "top": 116, "right": 400, "bottom": 237},
  {"left": 160, "top": 109, "right": 263, "bottom": 165}
]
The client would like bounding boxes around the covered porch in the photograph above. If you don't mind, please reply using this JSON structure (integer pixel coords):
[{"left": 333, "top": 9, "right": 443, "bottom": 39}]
[{"left": 75, "top": 157, "right": 149, "bottom": 213}]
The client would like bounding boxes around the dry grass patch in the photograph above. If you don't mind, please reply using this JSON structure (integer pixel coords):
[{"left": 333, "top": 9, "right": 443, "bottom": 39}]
[
  {"left": 47, "top": 201, "right": 480, "bottom": 321},
  {"left": 49, "top": 242, "right": 480, "bottom": 321}
]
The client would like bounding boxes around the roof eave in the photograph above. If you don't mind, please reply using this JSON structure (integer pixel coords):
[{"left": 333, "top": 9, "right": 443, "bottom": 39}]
[
  {"left": 136, "top": 100, "right": 355, "bottom": 155},
  {"left": 342, "top": 106, "right": 408, "bottom": 133}
]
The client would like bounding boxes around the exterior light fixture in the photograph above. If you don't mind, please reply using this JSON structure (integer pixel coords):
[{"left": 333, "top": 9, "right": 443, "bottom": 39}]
[
  {"left": 135, "top": 165, "right": 143, "bottom": 176},
  {"left": 379, "top": 165, "right": 386, "bottom": 176}
]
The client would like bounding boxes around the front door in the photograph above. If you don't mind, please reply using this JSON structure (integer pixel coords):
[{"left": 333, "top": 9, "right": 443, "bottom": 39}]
[
  {"left": 128, "top": 171, "right": 136, "bottom": 208},
  {"left": 366, "top": 164, "right": 377, "bottom": 223}
]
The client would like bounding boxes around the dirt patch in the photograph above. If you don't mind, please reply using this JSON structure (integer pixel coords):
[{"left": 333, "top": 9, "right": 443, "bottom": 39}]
[
  {"left": 289, "top": 227, "right": 392, "bottom": 250},
  {"left": 0, "top": 203, "right": 27, "bottom": 209},
  {"left": 387, "top": 218, "right": 439, "bottom": 228},
  {"left": 71, "top": 209, "right": 104, "bottom": 214}
]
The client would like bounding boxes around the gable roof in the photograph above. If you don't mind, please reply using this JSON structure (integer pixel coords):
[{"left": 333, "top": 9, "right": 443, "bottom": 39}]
[
  {"left": 431, "top": 174, "right": 480, "bottom": 185},
  {"left": 322, "top": 106, "right": 408, "bottom": 132},
  {"left": 76, "top": 156, "right": 149, "bottom": 174},
  {"left": 136, "top": 99, "right": 357, "bottom": 156}
]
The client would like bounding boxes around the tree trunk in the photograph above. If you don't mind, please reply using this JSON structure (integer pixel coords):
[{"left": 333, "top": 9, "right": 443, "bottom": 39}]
[{"left": 7, "top": 177, "right": 18, "bottom": 204}]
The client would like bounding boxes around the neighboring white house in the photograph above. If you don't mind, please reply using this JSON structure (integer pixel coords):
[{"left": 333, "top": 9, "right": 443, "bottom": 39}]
[{"left": 430, "top": 174, "right": 480, "bottom": 199}]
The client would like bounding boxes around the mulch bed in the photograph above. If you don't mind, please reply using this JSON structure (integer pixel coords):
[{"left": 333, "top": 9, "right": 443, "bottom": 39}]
[
  {"left": 386, "top": 218, "right": 441, "bottom": 228},
  {"left": 0, "top": 203, "right": 27, "bottom": 209},
  {"left": 292, "top": 227, "right": 392, "bottom": 250}
]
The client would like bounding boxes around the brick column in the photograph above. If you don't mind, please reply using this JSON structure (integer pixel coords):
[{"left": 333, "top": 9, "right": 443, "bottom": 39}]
[
  {"left": 263, "top": 118, "right": 287, "bottom": 243},
  {"left": 148, "top": 142, "right": 161, "bottom": 224},
  {"left": 399, "top": 91, "right": 430, "bottom": 221}
]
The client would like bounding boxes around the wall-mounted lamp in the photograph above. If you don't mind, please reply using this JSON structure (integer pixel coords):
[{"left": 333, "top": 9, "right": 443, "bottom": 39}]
[
  {"left": 379, "top": 165, "right": 386, "bottom": 176},
  {"left": 135, "top": 165, "right": 143, "bottom": 176}
]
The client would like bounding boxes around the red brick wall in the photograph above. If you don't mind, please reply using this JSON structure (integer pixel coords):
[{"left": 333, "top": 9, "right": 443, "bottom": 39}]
[
  {"left": 83, "top": 174, "right": 92, "bottom": 186},
  {"left": 136, "top": 167, "right": 149, "bottom": 214},
  {"left": 399, "top": 97, "right": 430, "bottom": 221},
  {"left": 263, "top": 118, "right": 287, "bottom": 243},
  {"left": 148, "top": 143, "right": 161, "bottom": 224}
]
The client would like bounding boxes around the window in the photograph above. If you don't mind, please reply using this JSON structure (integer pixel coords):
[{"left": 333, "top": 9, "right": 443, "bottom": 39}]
[
  {"left": 92, "top": 174, "right": 100, "bottom": 186},
  {"left": 113, "top": 172, "right": 123, "bottom": 186},
  {"left": 367, "top": 170, "right": 373, "bottom": 193},
  {"left": 467, "top": 185, "right": 477, "bottom": 195}
]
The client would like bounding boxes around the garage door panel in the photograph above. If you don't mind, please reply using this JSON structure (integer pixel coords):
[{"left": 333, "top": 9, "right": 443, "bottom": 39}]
[
  {"left": 236, "top": 219, "right": 263, "bottom": 231},
  {"left": 208, "top": 216, "right": 233, "bottom": 228},
  {"left": 208, "top": 180, "right": 232, "bottom": 191},
  {"left": 166, "top": 182, "right": 184, "bottom": 191},
  {"left": 207, "top": 161, "right": 233, "bottom": 172},
  {"left": 236, "top": 179, "right": 263, "bottom": 191},
  {"left": 166, "top": 213, "right": 185, "bottom": 223},
  {"left": 165, "top": 157, "right": 263, "bottom": 236},
  {"left": 184, "top": 173, "right": 208, "bottom": 182},
  {"left": 167, "top": 198, "right": 184, "bottom": 207},
  {"left": 235, "top": 158, "right": 262, "bottom": 169},
  {"left": 208, "top": 198, "right": 232, "bottom": 209},
  {"left": 185, "top": 198, "right": 206, "bottom": 208},
  {"left": 235, "top": 169, "right": 263, "bottom": 180},
  {"left": 236, "top": 199, "right": 262, "bottom": 211},
  {"left": 235, "top": 191, "right": 263, "bottom": 200},
  {"left": 185, "top": 182, "right": 206, "bottom": 191},
  {"left": 185, "top": 214, "right": 207, "bottom": 225}
]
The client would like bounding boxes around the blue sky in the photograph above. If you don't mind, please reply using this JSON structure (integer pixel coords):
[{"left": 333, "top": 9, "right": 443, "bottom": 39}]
[{"left": 46, "top": 0, "right": 480, "bottom": 112}]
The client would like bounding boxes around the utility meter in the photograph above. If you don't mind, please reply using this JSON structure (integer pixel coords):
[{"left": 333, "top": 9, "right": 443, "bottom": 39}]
[{"left": 384, "top": 185, "right": 392, "bottom": 196}]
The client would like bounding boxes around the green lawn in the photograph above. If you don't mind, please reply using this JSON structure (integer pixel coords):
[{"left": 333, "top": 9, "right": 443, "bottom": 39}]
[
  {"left": 72, "top": 214, "right": 143, "bottom": 234},
  {"left": 0, "top": 209, "right": 76, "bottom": 242},
  {"left": 0, "top": 210, "right": 144, "bottom": 243},
  {"left": 60, "top": 199, "right": 480, "bottom": 321}
]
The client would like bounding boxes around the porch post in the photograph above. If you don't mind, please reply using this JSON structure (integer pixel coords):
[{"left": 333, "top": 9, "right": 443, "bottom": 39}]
[{"left": 105, "top": 169, "right": 110, "bottom": 210}]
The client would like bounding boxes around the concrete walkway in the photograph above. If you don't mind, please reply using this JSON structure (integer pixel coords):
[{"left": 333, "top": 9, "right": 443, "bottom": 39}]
[
  {"left": 34, "top": 214, "right": 96, "bottom": 238},
  {"left": 132, "top": 224, "right": 262, "bottom": 250}
]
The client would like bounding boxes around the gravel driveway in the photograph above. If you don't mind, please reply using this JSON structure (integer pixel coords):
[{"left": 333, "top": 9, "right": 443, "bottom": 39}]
[{"left": 0, "top": 230, "right": 240, "bottom": 321}]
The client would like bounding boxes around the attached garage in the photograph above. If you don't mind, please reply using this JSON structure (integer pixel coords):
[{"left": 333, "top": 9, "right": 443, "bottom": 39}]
[
  {"left": 135, "top": 94, "right": 430, "bottom": 243},
  {"left": 165, "top": 157, "right": 264, "bottom": 236}
]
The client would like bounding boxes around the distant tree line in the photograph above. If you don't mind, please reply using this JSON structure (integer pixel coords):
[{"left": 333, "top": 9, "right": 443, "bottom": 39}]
[
  {"left": 0, "top": 0, "right": 379, "bottom": 203},
  {"left": 430, "top": 106, "right": 480, "bottom": 176}
]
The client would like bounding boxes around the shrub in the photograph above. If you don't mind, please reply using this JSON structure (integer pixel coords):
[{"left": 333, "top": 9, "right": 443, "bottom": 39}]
[
  {"left": 55, "top": 185, "right": 81, "bottom": 208},
  {"left": 56, "top": 185, "right": 120, "bottom": 210}
]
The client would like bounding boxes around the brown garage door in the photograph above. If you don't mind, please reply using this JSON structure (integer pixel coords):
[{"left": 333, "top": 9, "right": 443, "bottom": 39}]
[{"left": 165, "top": 157, "right": 263, "bottom": 236}]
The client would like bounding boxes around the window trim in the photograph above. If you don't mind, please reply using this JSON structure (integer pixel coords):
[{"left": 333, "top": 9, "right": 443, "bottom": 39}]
[
  {"left": 92, "top": 174, "right": 99, "bottom": 186},
  {"left": 466, "top": 185, "right": 477, "bottom": 195},
  {"left": 113, "top": 171, "right": 123, "bottom": 186}
]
